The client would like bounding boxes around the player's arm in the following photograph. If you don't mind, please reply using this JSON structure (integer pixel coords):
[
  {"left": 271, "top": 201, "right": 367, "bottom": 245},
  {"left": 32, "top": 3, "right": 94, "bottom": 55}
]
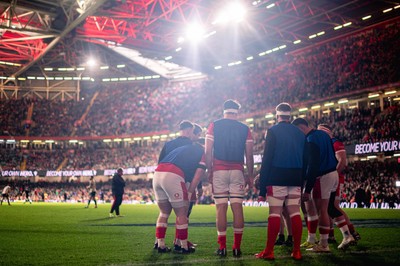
[
  {"left": 187, "top": 161, "right": 206, "bottom": 200},
  {"left": 158, "top": 145, "right": 167, "bottom": 164},
  {"left": 196, "top": 181, "right": 203, "bottom": 198},
  {"left": 304, "top": 142, "right": 320, "bottom": 194},
  {"left": 205, "top": 123, "right": 214, "bottom": 176},
  {"left": 335, "top": 150, "right": 347, "bottom": 174},
  {"left": 245, "top": 130, "right": 254, "bottom": 190},
  {"left": 259, "top": 130, "right": 275, "bottom": 199}
]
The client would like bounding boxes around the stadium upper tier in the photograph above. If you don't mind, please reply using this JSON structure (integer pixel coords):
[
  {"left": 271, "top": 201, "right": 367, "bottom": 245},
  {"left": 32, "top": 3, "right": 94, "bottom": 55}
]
[{"left": 0, "top": 21, "right": 399, "bottom": 139}]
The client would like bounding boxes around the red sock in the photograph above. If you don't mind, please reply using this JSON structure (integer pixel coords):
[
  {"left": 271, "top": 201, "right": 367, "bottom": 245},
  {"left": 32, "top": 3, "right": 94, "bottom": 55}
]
[
  {"left": 176, "top": 228, "right": 188, "bottom": 240},
  {"left": 218, "top": 235, "right": 227, "bottom": 249},
  {"left": 308, "top": 217, "right": 318, "bottom": 234},
  {"left": 319, "top": 226, "right": 330, "bottom": 235},
  {"left": 266, "top": 216, "right": 280, "bottom": 252},
  {"left": 291, "top": 215, "right": 303, "bottom": 252},
  {"left": 348, "top": 223, "right": 355, "bottom": 234},
  {"left": 156, "top": 227, "right": 167, "bottom": 239},
  {"left": 329, "top": 228, "right": 335, "bottom": 237},
  {"left": 233, "top": 229, "right": 243, "bottom": 249}
]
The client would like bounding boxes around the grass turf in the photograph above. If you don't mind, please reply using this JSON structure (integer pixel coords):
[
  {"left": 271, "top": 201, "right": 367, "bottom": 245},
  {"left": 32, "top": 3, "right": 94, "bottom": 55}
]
[{"left": 0, "top": 203, "right": 399, "bottom": 265}]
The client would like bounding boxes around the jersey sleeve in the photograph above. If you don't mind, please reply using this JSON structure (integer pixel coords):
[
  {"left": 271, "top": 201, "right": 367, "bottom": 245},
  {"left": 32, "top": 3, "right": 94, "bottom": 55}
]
[
  {"left": 246, "top": 128, "right": 253, "bottom": 144},
  {"left": 206, "top": 122, "right": 215, "bottom": 142},
  {"left": 333, "top": 140, "right": 345, "bottom": 152}
]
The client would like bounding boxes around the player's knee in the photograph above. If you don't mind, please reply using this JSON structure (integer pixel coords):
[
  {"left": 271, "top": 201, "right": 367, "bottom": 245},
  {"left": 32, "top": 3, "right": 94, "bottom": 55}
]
[
  {"left": 268, "top": 196, "right": 284, "bottom": 207},
  {"left": 328, "top": 204, "right": 342, "bottom": 218},
  {"left": 286, "top": 197, "right": 300, "bottom": 206},
  {"left": 229, "top": 196, "right": 243, "bottom": 204},
  {"left": 171, "top": 200, "right": 188, "bottom": 209},
  {"left": 159, "top": 212, "right": 170, "bottom": 219},
  {"left": 214, "top": 197, "right": 229, "bottom": 205}
]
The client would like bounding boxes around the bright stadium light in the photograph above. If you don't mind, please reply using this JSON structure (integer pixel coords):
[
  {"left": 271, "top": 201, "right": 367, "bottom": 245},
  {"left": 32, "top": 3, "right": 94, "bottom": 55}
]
[
  {"left": 384, "top": 90, "right": 396, "bottom": 95},
  {"left": 87, "top": 58, "right": 96, "bottom": 67},
  {"left": 185, "top": 23, "right": 206, "bottom": 42},
  {"left": 177, "top": 36, "right": 185, "bottom": 43},
  {"left": 213, "top": 2, "right": 247, "bottom": 24}
]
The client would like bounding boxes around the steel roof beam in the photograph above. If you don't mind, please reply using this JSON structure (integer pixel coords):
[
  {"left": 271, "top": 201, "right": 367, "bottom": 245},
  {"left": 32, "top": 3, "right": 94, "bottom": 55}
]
[{"left": 12, "top": 0, "right": 108, "bottom": 77}]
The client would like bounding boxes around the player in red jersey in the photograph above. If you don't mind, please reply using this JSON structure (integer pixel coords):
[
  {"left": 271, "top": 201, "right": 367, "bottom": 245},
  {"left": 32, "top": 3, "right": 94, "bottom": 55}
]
[
  {"left": 318, "top": 124, "right": 361, "bottom": 243},
  {"left": 205, "top": 99, "right": 254, "bottom": 258},
  {"left": 153, "top": 141, "right": 206, "bottom": 254}
]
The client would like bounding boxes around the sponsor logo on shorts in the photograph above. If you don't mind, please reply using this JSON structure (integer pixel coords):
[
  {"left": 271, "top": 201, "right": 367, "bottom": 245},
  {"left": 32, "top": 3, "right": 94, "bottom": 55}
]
[{"left": 174, "top": 193, "right": 181, "bottom": 199}]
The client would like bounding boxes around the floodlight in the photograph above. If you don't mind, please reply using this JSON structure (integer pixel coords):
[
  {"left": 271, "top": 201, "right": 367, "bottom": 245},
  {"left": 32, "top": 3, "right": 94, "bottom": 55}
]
[
  {"left": 177, "top": 36, "right": 185, "bottom": 43},
  {"left": 87, "top": 58, "right": 96, "bottom": 67},
  {"left": 185, "top": 23, "right": 206, "bottom": 42},
  {"left": 213, "top": 2, "right": 247, "bottom": 24},
  {"left": 227, "top": 2, "right": 247, "bottom": 22}
]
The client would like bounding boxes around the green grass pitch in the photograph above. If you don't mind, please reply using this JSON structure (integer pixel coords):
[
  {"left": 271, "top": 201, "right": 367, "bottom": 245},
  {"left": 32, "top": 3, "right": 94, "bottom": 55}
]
[{"left": 0, "top": 203, "right": 399, "bottom": 265}]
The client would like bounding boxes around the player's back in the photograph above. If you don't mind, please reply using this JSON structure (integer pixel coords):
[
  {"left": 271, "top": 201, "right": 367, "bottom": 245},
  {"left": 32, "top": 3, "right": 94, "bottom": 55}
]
[{"left": 211, "top": 118, "right": 249, "bottom": 163}]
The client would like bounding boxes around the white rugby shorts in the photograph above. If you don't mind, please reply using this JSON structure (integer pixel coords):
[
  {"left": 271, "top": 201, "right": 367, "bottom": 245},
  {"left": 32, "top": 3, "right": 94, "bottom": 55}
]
[
  {"left": 212, "top": 169, "right": 245, "bottom": 196},
  {"left": 153, "top": 171, "right": 188, "bottom": 203},
  {"left": 312, "top": 171, "right": 338, "bottom": 200}
]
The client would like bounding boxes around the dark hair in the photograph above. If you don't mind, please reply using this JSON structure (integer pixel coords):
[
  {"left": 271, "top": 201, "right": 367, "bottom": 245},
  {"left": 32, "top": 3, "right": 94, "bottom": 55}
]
[
  {"left": 179, "top": 120, "right": 194, "bottom": 130},
  {"left": 223, "top": 99, "right": 241, "bottom": 111},
  {"left": 292, "top": 118, "right": 309, "bottom": 127},
  {"left": 318, "top": 124, "right": 332, "bottom": 131},
  {"left": 275, "top": 102, "right": 292, "bottom": 112},
  {"left": 193, "top": 123, "right": 202, "bottom": 135}
]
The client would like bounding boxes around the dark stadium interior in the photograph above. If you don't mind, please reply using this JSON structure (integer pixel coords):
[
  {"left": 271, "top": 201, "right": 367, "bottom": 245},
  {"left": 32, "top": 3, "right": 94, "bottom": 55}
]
[{"left": 0, "top": 0, "right": 399, "bottom": 206}]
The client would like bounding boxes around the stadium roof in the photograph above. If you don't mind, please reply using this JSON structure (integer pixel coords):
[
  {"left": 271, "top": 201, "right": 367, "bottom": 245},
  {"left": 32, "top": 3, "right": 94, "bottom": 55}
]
[{"left": 0, "top": 0, "right": 399, "bottom": 80}]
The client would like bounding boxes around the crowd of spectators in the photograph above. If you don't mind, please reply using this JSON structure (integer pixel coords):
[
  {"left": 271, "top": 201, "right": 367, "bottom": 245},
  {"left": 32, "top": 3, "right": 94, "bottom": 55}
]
[
  {"left": 0, "top": 104, "right": 398, "bottom": 170},
  {"left": 343, "top": 160, "right": 399, "bottom": 208},
  {"left": 0, "top": 21, "right": 398, "bottom": 138},
  {"left": 1, "top": 160, "right": 398, "bottom": 206},
  {"left": 300, "top": 105, "right": 400, "bottom": 145}
]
